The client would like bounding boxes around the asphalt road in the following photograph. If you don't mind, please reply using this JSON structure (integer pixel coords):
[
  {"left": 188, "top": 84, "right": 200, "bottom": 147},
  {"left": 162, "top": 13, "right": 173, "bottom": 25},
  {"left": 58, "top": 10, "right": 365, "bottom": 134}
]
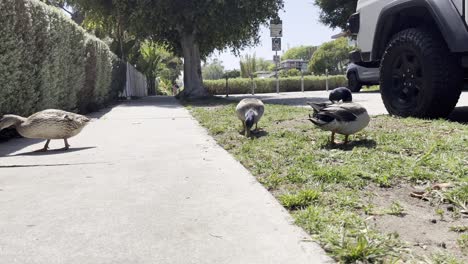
[{"left": 223, "top": 91, "right": 468, "bottom": 122}]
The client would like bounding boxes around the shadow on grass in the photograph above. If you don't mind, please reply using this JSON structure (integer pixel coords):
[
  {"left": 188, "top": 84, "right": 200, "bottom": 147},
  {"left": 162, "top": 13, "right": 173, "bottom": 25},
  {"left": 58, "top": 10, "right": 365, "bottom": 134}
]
[
  {"left": 237, "top": 130, "right": 269, "bottom": 139},
  {"left": 448, "top": 106, "right": 468, "bottom": 123},
  {"left": 322, "top": 138, "right": 377, "bottom": 151}
]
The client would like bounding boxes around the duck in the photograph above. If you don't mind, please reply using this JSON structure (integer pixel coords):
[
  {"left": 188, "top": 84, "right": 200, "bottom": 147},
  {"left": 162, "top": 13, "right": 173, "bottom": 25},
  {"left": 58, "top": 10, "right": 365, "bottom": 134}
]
[
  {"left": 236, "top": 98, "right": 265, "bottom": 137},
  {"left": 0, "top": 109, "right": 90, "bottom": 152},
  {"left": 308, "top": 100, "right": 370, "bottom": 145},
  {"left": 329, "top": 87, "right": 353, "bottom": 103}
]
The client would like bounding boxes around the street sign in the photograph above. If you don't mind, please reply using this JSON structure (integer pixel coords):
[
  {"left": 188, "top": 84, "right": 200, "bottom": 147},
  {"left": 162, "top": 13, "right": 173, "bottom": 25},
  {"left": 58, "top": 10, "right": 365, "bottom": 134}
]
[
  {"left": 270, "top": 18, "right": 283, "bottom": 37},
  {"left": 270, "top": 18, "right": 282, "bottom": 25},
  {"left": 270, "top": 24, "right": 283, "bottom": 37},
  {"left": 301, "top": 63, "right": 308, "bottom": 72},
  {"left": 272, "top": 38, "right": 281, "bottom": 51},
  {"left": 273, "top": 55, "right": 280, "bottom": 63}
]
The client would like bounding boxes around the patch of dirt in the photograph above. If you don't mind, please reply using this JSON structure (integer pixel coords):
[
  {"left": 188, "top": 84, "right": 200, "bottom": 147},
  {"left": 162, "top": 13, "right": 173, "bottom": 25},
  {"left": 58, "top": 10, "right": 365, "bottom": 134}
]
[
  {"left": 364, "top": 184, "right": 468, "bottom": 261},
  {"left": 275, "top": 118, "right": 310, "bottom": 130}
]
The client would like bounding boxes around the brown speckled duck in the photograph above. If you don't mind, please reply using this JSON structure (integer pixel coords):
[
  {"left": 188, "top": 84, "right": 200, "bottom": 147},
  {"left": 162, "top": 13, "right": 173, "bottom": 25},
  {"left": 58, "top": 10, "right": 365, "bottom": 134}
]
[
  {"left": 0, "top": 109, "right": 90, "bottom": 151},
  {"left": 236, "top": 98, "right": 265, "bottom": 137}
]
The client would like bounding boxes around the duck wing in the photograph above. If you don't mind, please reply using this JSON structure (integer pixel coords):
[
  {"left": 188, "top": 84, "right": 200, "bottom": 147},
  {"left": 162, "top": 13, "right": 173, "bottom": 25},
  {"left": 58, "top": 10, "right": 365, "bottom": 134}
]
[
  {"left": 321, "top": 105, "right": 359, "bottom": 122},
  {"left": 307, "top": 102, "right": 332, "bottom": 113}
]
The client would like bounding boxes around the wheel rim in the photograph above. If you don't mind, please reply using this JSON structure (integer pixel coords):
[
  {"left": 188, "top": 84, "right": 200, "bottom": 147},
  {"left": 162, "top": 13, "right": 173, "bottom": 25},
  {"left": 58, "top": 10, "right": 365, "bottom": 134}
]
[{"left": 389, "top": 49, "right": 424, "bottom": 111}]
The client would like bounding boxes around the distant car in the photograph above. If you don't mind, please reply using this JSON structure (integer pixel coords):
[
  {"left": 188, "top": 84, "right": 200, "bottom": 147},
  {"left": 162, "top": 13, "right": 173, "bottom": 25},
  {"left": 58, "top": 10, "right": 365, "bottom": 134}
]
[{"left": 346, "top": 62, "right": 380, "bottom": 92}]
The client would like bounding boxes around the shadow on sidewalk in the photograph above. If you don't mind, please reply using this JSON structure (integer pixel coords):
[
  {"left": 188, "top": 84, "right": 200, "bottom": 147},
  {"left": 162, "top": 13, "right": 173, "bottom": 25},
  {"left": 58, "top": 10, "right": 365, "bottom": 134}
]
[
  {"left": 9, "top": 147, "right": 97, "bottom": 157},
  {"left": 0, "top": 138, "right": 44, "bottom": 157}
]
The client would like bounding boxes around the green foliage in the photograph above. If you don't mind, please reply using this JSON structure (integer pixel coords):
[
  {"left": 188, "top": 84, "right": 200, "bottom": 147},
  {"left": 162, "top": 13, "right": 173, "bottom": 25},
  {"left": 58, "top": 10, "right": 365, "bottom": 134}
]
[
  {"left": 71, "top": 0, "right": 285, "bottom": 97},
  {"left": 202, "top": 59, "right": 225, "bottom": 80},
  {"left": 240, "top": 54, "right": 257, "bottom": 78},
  {"left": 223, "top": 70, "right": 241, "bottom": 79},
  {"left": 240, "top": 55, "right": 275, "bottom": 78},
  {"left": 204, "top": 75, "right": 347, "bottom": 94},
  {"left": 287, "top": 69, "right": 301, "bottom": 77},
  {"left": 0, "top": 0, "right": 123, "bottom": 118},
  {"left": 79, "top": 0, "right": 285, "bottom": 58},
  {"left": 314, "top": 0, "right": 358, "bottom": 30},
  {"left": 282, "top": 45, "right": 318, "bottom": 61},
  {"left": 309, "top": 38, "right": 353, "bottom": 75},
  {"left": 137, "top": 41, "right": 181, "bottom": 94},
  {"left": 256, "top": 58, "right": 275, "bottom": 72}
]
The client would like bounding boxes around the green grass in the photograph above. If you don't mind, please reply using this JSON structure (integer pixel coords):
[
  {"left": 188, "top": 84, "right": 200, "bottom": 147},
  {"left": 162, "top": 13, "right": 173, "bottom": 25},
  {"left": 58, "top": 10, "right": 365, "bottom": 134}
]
[
  {"left": 186, "top": 98, "right": 468, "bottom": 263},
  {"left": 361, "top": 85, "right": 380, "bottom": 92}
]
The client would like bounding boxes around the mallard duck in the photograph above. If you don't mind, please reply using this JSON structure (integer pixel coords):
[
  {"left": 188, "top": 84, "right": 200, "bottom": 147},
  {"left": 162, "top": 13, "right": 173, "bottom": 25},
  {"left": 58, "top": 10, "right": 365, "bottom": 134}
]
[
  {"left": 236, "top": 98, "right": 265, "bottom": 137},
  {"left": 308, "top": 102, "right": 370, "bottom": 144},
  {"left": 0, "top": 109, "right": 90, "bottom": 151},
  {"left": 329, "top": 87, "right": 353, "bottom": 103}
]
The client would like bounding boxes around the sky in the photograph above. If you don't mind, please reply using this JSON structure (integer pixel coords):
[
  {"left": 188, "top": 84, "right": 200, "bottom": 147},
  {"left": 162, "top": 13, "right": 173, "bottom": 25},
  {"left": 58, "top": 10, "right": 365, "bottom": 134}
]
[{"left": 209, "top": 0, "right": 341, "bottom": 70}]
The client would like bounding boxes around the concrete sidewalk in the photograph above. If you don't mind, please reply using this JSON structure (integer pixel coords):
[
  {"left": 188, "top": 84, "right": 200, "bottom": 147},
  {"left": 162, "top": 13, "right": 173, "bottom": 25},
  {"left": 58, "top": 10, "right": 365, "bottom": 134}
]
[{"left": 0, "top": 97, "right": 331, "bottom": 264}]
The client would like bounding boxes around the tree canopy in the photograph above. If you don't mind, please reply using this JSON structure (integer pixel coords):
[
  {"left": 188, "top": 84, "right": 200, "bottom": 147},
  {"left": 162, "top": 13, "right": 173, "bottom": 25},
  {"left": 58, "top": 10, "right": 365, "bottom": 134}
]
[
  {"left": 282, "top": 45, "right": 318, "bottom": 61},
  {"left": 314, "top": 0, "right": 358, "bottom": 30},
  {"left": 70, "top": 0, "right": 284, "bottom": 98},
  {"left": 308, "top": 37, "right": 352, "bottom": 75}
]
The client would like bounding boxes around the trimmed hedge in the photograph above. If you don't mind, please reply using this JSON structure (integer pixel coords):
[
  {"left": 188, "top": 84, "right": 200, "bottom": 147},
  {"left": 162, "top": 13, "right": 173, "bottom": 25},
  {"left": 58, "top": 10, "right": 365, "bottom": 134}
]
[
  {"left": 0, "top": 0, "right": 125, "bottom": 118},
  {"left": 204, "top": 75, "right": 347, "bottom": 95}
]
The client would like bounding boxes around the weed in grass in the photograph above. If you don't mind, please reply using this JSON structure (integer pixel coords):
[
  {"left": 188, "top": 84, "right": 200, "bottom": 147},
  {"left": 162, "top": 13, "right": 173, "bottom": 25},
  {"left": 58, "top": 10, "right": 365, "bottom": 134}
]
[
  {"left": 445, "top": 185, "right": 468, "bottom": 211},
  {"left": 450, "top": 226, "right": 468, "bottom": 233},
  {"left": 376, "top": 174, "right": 392, "bottom": 188},
  {"left": 363, "top": 203, "right": 376, "bottom": 216},
  {"left": 458, "top": 234, "right": 468, "bottom": 253},
  {"left": 435, "top": 208, "right": 445, "bottom": 221},
  {"left": 285, "top": 167, "right": 308, "bottom": 184},
  {"left": 387, "top": 201, "right": 405, "bottom": 217},
  {"left": 279, "top": 189, "right": 320, "bottom": 210},
  {"left": 334, "top": 232, "right": 402, "bottom": 263},
  {"left": 258, "top": 174, "right": 283, "bottom": 191},
  {"left": 427, "top": 252, "right": 463, "bottom": 264}
]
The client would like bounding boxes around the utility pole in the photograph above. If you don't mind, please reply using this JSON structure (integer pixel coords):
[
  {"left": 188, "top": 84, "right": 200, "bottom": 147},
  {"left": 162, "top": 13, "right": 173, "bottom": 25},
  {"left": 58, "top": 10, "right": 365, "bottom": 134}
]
[
  {"left": 275, "top": 50, "right": 279, "bottom": 94},
  {"left": 326, "top": 68, "right": 329, "bottom": 92},
  {"left": 301, "top": 61, "right": 307, "bottom": 92}
]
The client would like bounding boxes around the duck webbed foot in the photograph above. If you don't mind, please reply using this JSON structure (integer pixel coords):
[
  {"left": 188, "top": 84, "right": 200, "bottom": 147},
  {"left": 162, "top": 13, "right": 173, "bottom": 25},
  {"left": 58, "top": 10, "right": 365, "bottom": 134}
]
[
  {"left": 34, "top": 139, "right": 51, "bottom": 152},
  {"left": 344, "top": 135, "right": 350, "bottom": 145},
  {"left": 330, "top": 132, "right": 336, "bottom": 144},
  {"left": 62, "top": 139, "right": 70, "bottom": 150}
]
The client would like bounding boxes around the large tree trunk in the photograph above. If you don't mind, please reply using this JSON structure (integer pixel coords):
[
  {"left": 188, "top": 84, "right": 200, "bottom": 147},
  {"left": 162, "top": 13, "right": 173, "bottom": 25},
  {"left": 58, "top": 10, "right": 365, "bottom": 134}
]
[{"left": 179, "top": 33, "right": 209, "bottom": 98}]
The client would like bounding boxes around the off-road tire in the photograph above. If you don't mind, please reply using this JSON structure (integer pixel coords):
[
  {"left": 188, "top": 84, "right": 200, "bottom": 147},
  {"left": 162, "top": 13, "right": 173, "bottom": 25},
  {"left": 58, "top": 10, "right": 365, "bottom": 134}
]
[
  {"left": 380, "top": 28, "right": 462, "bottom": 118},
  {"left": 347, "top": 72, "right": 362, "bottom": 92}
]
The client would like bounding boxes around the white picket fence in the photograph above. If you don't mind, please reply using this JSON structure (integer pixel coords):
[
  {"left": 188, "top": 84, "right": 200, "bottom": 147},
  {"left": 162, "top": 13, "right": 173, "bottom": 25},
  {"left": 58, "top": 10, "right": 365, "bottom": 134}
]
[{"left": 124, "top": 62, "right": 147, "bottom": 98}]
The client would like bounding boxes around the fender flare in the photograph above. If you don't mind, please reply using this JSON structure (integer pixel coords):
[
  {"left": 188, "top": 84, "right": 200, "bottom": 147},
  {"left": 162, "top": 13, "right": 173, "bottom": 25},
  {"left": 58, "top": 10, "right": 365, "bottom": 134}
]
[{"left": 372, "top": 0, "right": 468, "bottom": 61}]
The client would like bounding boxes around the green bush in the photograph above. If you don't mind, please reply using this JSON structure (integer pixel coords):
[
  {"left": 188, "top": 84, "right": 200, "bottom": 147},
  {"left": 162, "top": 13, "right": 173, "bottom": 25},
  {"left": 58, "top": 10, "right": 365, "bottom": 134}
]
[
  {"left": 0, "top": 0, "right": 125, "bottom": 118},
  {"left": 204, "top": 75, "right": 347, "bottom": 95}
]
